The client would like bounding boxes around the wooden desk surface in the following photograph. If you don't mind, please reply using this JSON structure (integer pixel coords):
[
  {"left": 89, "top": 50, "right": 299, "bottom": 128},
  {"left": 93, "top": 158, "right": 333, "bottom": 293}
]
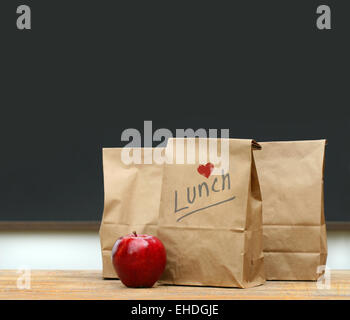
[{"left": 0, "top": 270, "right": 349, "bottom": 300}]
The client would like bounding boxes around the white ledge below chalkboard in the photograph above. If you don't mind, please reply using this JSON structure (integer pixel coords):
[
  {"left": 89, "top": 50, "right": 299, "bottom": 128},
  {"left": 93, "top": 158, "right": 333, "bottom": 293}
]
[{"left": 0, "top": 221, "right": 349, "bottom": 231}]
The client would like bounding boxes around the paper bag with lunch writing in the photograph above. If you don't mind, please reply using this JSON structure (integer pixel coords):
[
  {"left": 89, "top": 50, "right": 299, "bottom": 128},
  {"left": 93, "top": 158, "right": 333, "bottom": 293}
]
[
  {"left": 99, "top": 148, "right": 163, "bottom": 278},
  {"left": 254, "top": 140, "right": 327, "bottom": 280},
  {"left": 157, "top": 138, "right": 265, "bottom": 288}
]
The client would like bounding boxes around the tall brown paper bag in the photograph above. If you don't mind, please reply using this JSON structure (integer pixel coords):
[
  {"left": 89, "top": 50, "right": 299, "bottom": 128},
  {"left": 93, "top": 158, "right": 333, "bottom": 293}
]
[
  {"left": 254, "top": 140, "right": 327, "bottom": 280},
  {"left": 99, "top": 148, "right": 163, "bottom": 278},
  {"left": 157, "top": 138, "right": 265, "bottom": 288}
]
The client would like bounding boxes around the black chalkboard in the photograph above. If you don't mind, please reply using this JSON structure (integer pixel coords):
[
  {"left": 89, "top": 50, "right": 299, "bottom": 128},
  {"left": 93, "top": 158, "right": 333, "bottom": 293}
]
[{"left": 0, "top": 1, "right": 349, "bottom": 222}]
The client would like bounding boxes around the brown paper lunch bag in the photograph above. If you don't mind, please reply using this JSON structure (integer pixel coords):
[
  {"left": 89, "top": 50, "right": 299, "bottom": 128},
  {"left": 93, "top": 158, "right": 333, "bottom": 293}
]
[
  {"left": 157, "top": 138, "right": 265, "bottom": 288},
  {"left": 254, "top": 140, "right": 327, "bottom": 280},
  {"left": 99, "top": 148, "right": 163, "bottom": 278}
]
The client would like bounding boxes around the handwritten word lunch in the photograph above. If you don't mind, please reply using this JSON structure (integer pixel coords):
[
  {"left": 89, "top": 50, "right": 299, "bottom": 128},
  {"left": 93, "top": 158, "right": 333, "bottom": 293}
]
[{"left": 174, "top": 170, "right": 235, "bottom": 222}]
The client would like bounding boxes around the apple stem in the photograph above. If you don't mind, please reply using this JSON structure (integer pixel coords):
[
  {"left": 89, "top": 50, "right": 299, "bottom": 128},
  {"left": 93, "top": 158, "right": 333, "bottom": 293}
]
[{"left": 132, "top": 231, "right": 137, "bottom": 237}]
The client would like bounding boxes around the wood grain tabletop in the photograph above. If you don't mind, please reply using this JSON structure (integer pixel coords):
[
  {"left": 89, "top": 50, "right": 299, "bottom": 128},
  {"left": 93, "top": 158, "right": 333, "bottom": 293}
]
[{"left": 0, "top": 270, "right": 349, "bottom": 300}]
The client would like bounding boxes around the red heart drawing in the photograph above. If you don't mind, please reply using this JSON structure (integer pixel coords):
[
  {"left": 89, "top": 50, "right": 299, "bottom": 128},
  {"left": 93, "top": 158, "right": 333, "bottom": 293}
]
[{"left": 197, "top": 162, "right": 214, "bottom": 178}]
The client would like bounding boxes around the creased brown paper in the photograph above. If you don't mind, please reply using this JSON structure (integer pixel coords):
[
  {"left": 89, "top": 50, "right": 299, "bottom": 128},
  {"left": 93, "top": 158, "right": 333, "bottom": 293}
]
[
  {"left": 99, "top": 148, "right": 163, "bottom": 278},
  {"left": 254, "top": 140, "right": 327, "bottom": 280},
  {"left": 157, "top": 138, "right": 265, "bottom": 288}
]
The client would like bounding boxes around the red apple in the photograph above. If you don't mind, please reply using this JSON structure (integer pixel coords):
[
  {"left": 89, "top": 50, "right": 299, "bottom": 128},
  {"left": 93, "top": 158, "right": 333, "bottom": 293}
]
[{"left": 111, "top": 231, "right": 166, "bottom": 288}]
